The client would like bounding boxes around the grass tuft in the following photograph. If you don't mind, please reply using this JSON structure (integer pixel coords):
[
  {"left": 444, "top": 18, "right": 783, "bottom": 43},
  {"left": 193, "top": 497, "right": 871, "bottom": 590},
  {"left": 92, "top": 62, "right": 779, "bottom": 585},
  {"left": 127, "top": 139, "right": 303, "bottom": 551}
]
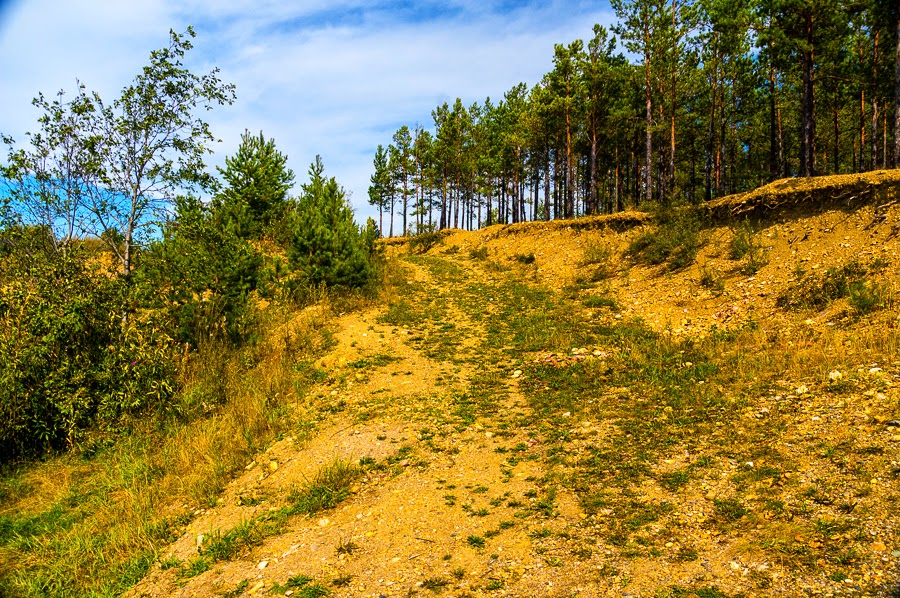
[{"left": 289, "top": 459, "right": 361, "bottom": 515}]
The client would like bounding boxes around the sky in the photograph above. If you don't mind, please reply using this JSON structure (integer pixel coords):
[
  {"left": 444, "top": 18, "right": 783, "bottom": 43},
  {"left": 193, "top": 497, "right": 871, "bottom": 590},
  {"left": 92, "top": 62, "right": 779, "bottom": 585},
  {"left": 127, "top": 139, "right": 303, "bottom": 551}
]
[{"left": 0, "top": 0, "right": 614, "bottom": 223}]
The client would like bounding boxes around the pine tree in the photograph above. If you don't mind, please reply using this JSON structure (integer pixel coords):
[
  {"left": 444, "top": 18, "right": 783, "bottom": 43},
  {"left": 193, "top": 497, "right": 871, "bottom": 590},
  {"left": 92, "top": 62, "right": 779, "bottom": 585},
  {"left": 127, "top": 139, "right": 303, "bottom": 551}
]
[
  {"left": 368, "top": 144, "right": 391, "bottom": 236},
  {"left": 391, "top": 126, "right": 414, "bottom": 235},
  {"left": 216, "top": 129, "right": 295, "bottom": 238},
  {"left": 288, "top": 156, "right": 373, "bottom": 289}
]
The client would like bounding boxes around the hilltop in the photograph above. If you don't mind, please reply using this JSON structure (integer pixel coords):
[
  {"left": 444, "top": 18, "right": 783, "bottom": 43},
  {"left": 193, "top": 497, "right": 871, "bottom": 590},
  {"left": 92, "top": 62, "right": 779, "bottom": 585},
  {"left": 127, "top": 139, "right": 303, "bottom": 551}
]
[{"left": 3, "top": 171, "right": 900, "bottom": 598}]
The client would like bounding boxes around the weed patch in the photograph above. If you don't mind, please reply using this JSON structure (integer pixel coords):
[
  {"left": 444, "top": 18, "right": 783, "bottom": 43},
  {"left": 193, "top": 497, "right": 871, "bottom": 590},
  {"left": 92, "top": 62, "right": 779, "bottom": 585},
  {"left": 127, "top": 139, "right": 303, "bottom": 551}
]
[
  {"left": 289, "top": 459, "right": 361, "bottom": 515},
  {"left": 629, "top": 208, "right": 706, "bottom": 270},
  {"left": 777, "top": 259, "right": 890, "bottom": 313}
]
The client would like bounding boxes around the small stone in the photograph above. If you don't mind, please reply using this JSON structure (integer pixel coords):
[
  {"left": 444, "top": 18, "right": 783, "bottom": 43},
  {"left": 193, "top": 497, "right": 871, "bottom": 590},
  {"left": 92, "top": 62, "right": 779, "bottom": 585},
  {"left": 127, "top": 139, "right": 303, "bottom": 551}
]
[
  {"left": 511, "top": 370, "right": 522, "bottom": 379},
  {"left": 398, "top": 459, "right": 410, "bottom": 466},
  {"left": 318, "top": 518, "right": 330, "bottom": 527},
  {"left": 796, "top": 385, "right": 809, "bottom": 395},
  {"left": 869, "top": 367, "right": 883, "bottom": 374},
  {"left": 891, "top": 551, "right": 900, "bottom": 557},
  {"left": 257, "top": 560, "right": 269, "bottom": 569},
  {"left": 828, "top": 370, "right": 843, "bottom": 381},
  {"left": 730, "top": 561, "right": 741, "bottom": 571},
  {"left": 485, "top": 431, "right": 494, "bottom": 438},
  {"left": 196, "top": 534, "right": 204, "bottom": 548},
  {"left": 562, "top": 412, "right": 571, "bottom": 418},
  {"left": 665, "top": 542, "right": 674, "bottom": 548}
]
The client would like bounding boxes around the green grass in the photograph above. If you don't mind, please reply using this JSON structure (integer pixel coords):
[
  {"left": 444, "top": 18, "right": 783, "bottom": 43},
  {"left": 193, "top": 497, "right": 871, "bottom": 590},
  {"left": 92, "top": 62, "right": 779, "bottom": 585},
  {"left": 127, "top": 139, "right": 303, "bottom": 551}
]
[
  {"left": 288, "top": 459, "right": 361, "bottom": 515},
  {"left": 713, "top": 498, "right": 749, "bottom": 522},
  {"left": 421, "top": 576, "right": 450, "bottom": 593}
]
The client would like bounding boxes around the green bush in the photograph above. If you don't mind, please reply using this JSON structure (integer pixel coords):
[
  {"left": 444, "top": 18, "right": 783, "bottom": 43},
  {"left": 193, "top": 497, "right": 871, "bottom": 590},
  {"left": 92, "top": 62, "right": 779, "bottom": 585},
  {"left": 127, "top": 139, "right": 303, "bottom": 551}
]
[
  {"left": 776, "top": 260, "right": 886, "bottom": 313},
  {"left": 408, "top": 230, "right": 443, "bottom": 255},
  {"left": 629, "top": 208, "right": 706, "bottom": 270},
  {"left": 698, "top": 264, "right": 724, "bottom": 293},
  {"left": 729, "top": 222, "right": 768, "bottom": 275},
  {"left": 848, "top": 280, "right": 888, "bottom": 314},
  {"left": 0, "top": 237, "right": 176, "bottom": 461}
]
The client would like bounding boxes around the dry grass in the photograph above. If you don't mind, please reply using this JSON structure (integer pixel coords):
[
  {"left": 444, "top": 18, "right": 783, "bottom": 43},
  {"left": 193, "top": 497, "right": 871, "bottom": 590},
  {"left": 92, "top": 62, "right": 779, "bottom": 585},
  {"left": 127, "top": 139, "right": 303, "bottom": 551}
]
[{"left": 0, "top": 301, "right": 339, "bottom": 597}]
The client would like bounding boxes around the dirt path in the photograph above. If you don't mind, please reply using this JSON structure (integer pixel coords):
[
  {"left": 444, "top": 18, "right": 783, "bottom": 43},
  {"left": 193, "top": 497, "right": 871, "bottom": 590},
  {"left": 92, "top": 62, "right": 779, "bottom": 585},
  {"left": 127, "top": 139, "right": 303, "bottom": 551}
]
[
  {"left": 131, "top": 254, "right": 583, "bottom": 598},
  {"left": 131, "top": 247, "right": 900, "bottom": 598}
]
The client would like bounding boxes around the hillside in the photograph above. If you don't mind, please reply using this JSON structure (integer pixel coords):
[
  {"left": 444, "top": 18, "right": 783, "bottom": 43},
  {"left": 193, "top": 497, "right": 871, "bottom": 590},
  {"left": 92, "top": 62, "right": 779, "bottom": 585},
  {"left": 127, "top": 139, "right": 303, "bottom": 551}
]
[{"left": 5, "top": 172, "right": 900, "bottom": 597}]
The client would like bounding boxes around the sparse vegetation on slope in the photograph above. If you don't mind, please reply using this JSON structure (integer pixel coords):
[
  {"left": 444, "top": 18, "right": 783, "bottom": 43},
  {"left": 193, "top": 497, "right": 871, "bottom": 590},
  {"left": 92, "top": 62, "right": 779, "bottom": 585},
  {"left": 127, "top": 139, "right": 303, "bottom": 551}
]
[{"left": 2, "top": 173, "right": 900, "bottom": 598}]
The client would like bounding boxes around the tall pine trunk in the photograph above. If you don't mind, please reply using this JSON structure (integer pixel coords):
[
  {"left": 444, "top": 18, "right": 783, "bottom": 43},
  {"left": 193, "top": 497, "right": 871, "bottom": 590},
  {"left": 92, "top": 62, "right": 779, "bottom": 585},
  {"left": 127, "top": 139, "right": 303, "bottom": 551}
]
[
  {"left": 895, "top": 9, "right": 900, "bottom": 167},
  {"left": 768, "top": 50, "right": 780, "bottom": 181},
  {"left": 544, "top": 146, "right": 551, "bottom": 221},
  {"left": 645, "top": 49, "right": 653, "bottom": 204},
  {"left": 589, "top": 132, "right": 598, "bottom": 214},
  {"left": 800, "top": 11, "right": 815, "bottom": 177},
  {"left": 871, "top": 31, "right": 880, "bottom": 171},
  {"left": 860, "top": 90, "right": 867, "bottom": 173}
]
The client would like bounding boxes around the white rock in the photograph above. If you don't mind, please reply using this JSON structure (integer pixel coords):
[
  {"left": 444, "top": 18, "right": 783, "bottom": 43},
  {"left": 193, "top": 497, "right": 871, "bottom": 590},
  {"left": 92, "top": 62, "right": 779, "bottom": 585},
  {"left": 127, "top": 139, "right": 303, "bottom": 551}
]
[
  {"left": 257, "top": 560, "right": 269, "bottom": 570},
  {"left": 828, "top": 370, "right": 843, "bottom": 381}
]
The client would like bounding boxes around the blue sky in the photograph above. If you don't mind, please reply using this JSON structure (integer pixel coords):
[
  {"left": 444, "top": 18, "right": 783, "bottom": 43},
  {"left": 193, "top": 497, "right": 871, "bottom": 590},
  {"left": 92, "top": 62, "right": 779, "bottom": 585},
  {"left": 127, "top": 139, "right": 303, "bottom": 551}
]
[{"left": 0, "top": 0, "right": 613, "bottom": 223}]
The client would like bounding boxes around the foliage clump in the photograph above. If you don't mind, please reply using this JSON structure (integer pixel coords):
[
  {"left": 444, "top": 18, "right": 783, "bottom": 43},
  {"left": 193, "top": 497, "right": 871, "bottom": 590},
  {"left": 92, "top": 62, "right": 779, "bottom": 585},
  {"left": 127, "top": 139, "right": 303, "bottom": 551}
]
[
  {"left": 408, "top": 229, "right": 443, "bottom": 254},
  {"left": 777, "top": 259, "right": 890, "bottom": 313},
  {"left": 628, "top": 208, "right": 706, "bottom": 270},
  {"left": 138, "top": 195, "right": 262, "bottom": 345},
  {"left": 0, "top": 234, "right": 175, "bottom": 461}
]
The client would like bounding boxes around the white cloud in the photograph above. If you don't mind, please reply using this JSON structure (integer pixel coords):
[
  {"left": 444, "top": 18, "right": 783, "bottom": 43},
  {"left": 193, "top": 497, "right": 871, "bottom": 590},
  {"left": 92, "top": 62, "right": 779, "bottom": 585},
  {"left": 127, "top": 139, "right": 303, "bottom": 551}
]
[{"left": 0, "top": 0, "right": 616, "bottom": 223}]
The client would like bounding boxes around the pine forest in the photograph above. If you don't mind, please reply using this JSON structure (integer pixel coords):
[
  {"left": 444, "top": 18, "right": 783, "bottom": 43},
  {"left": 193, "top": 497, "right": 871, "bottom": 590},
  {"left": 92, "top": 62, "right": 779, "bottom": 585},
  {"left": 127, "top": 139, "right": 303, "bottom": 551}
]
[{"left": 369, "top": 0, "right": 900, "bottom": 234}]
